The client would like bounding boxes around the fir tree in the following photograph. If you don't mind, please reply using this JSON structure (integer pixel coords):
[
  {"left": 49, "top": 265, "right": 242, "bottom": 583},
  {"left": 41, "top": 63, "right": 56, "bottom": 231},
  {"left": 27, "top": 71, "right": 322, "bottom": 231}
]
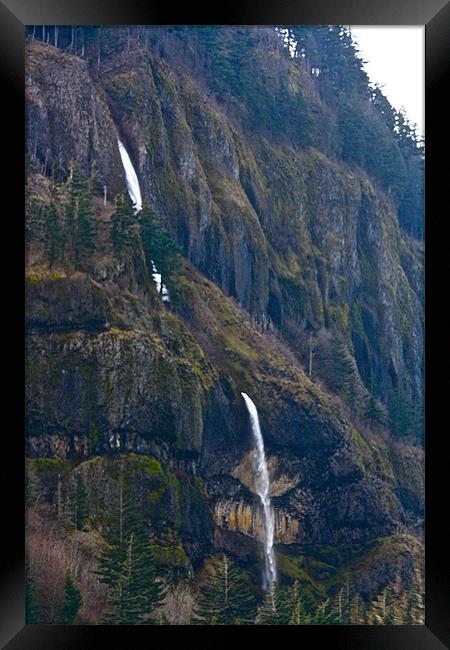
[
  {"left": 99, "top": 531, "right": 165, "bottom": 624},
  {"left": 74, "top": 473, "right": 88, "bottom": 531},
  {"left": 256, "top": 583, "right": 294, "bottom": 625},
  {"left": 388, "top": 387, "right": 418, "bottom": 438},
  {"left": 96, "top": 465, "right": 165, "bottom": 624},
  {"left": 349, "top": 591, "right": 366, "bottom": 625},
  {"left": 63, "top": 164, "right": 96, "bottom": 267},
  {"left": 366, "top": 588, "right": 389, "bottom": 625},
  {"left": 44, "top": 203, "right": 61, "bottom": 269},
  {"left": 194, "top": 555, "right": 256, "bottom": 625},
  {"left": 312, "top": 597, "right": 341, "bottom": 625},
  {"left": 288, "top": 580, "right": 311, "bottom": 625},
  {"left": 59, "top": 573, "right": 82, "bottom": 624},
  {"left": 140, "top": 204, "right": 181, "bottom": 291},
  {"left": 406, "top": 591, "right": 425, "bottom": 625},
  {"left": 111, "top": 192, "right": 137, "bottom": 253}
]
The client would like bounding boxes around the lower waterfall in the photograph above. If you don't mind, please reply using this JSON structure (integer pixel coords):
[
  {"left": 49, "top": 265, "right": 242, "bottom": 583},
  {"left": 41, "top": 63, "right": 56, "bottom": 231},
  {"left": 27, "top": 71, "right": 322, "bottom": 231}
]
[{"left": 241, "top": 392, "right": 277, "bottom": 589}]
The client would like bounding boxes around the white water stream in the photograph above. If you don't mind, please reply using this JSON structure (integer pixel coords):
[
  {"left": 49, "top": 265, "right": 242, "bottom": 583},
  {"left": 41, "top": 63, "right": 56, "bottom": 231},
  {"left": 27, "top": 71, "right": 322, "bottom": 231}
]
[
  {"left": 117, "top": 139, "right": 142, "bottom": 212},
  {"left": 241, "top": 392, "right": 277, "bottom": 589},
  {"left": 116, "top": 138, "right": 169, "bottom": 301}
]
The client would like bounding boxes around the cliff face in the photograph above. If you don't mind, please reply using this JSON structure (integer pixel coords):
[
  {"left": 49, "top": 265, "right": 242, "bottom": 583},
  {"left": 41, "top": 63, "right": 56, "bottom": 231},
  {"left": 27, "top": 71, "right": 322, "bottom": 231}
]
[
  {"left": 26, "top": 37, "right": 424, "bottom": 413},
  {"left": 25, "top": 30, "right": 424, "bottom": 599},
  {"left": 26, "top": 44, "right": 125, "bottom": 196}
]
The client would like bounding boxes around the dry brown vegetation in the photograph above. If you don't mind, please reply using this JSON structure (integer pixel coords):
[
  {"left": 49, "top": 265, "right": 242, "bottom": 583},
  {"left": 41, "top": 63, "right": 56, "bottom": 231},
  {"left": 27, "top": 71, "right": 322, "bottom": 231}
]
[{"left": 26, "top": 506, "right": 108, "bottom": 623}]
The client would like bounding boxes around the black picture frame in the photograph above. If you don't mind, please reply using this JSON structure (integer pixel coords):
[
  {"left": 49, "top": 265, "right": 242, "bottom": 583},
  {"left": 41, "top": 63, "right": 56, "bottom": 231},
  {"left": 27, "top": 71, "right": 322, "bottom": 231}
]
[{"left": 2, "top": 0, "right": 449, "bottom": 647}]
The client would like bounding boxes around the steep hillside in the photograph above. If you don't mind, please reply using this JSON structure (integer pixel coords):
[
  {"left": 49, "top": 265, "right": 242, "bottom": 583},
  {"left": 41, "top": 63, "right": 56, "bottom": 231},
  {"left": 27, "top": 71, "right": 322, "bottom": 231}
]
[{"left": 25, "top": 27, "right": 424, "bottom": 624}]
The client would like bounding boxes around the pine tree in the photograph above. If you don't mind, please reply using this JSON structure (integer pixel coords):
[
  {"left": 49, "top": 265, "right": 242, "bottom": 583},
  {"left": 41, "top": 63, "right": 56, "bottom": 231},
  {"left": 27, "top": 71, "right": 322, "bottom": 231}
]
[
  {"left": 140, "top": 204, "right": 181, "bottom": 291},
  {"left": 332, "top": 581, "right": 362, "bottom": 624},
  {"left": 96, "top": 465, "right": 165, "bottom": 624},
  {"left": 194, "top": 555, "right": 256, "bottom": 625},
  {"left": 388, "top": 387, "right": 417, "bottom": 437},
  {"left": 366, "top": 588, "right": 389, "bottom": 625},
  {"left": 111, "top": 192, "right": 137, "bottom": 253},
  {"left": 59, "top": 573, "right": 82, "bottom": 624},
  {"left": 386, "top": 588, "right": 409, "bottom": 625},
  {"left": 99, "top": 531, "right": 165, "bottom": 624},
  {"left": 349, "top": 591, "right": 366, "bottom": 625},
  {"left": 406, "top": 591, "right": 425, "bottom": 624},
  {"left": 288, "top": 580, "right": 311, "bottom": 625},
  {"left": 73, "top": 473, "right": 88, "bottom": 531},
  {"left": 63, "top": 164, "right": 96, "bottom": 267},
  {"left": 256, "top": 583, "right": 293, "bottom": 625},
  {"left": 44, "top": 203, "right": 61, "bottom": 269},
  {"left": 312, "top": 597, "right": 341, "bottom": 625}
]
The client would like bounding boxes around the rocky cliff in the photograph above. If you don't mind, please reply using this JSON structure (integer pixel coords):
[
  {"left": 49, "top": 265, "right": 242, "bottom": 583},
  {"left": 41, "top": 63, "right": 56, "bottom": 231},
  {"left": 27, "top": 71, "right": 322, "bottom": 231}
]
[{"left": 25, "top": 28, "right": 424, "bottom": 611}]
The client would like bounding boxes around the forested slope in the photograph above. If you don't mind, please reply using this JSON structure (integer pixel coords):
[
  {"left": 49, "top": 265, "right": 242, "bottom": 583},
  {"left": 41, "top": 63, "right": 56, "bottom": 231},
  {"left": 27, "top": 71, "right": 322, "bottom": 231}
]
[{"left": 25, "top": 26, "right": 424, "bottom": 624}]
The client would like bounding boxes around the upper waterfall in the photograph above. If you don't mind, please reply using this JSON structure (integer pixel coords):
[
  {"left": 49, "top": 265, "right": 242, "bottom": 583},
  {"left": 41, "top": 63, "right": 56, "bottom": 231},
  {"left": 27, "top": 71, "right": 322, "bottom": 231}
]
[
  {"left": 241, "top": 392, "right": 277, "bottom": 589},
  {"left": 117, "top": 139, "right": 142, "bottom": 212},
  {"left": 116, "top": 138, "right": 169, "bottom": 301}
]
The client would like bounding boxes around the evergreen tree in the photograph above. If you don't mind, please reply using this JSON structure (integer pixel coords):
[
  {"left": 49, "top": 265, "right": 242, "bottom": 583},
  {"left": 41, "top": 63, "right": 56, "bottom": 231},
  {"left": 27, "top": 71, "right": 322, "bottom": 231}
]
[
  {"left": 288, "top": 580, "right": 311, "bottom": 625},
  {"left": 96, "top": 465, "right": 165, "bottom": 624},
  {"left": 99, "top": 531, "right": 165, "bottom": 624},
  {"left": 63, "top": 164, "right": 96, "bottom": 266},
  {"left": 194, "top": 555, "right": 256, "bottom": 625},
  {"left": 406, "top": 591, "right": 425, "bottom": 625},
  {"left": 111, "top": 192, "right": 137, "bottom": 253},
  {"left": 386, "top": 589, "right": 409, "bottom": 625},
  {"left": 256, "top": 583, "right": 293, "bottom": 625},
  {"left": 312, "top": 597, "right": 341, "bottom": 624},
  {"left": 332, "top": 582, "right": 359, "bottom": 624},
  {"left": 388, "top": 387, "right": 418, "bottom": 438},
  {"left": 349, "top": 591, "right": 366, "bottom": 625},
  {"left": 44, "top": 203, "right": 62, "bottom": 269},
  {"left": 339, "top": 103, "right": 367, "bottom": 167},
  {"left": 366, "top": 588, "right": 389, "bottom": 624},
  {"left": 59, "top": 573, "right": 82, "bottom": 624},
  {"left": 140, "top": 204, "right": 181, "bottom": 291}
]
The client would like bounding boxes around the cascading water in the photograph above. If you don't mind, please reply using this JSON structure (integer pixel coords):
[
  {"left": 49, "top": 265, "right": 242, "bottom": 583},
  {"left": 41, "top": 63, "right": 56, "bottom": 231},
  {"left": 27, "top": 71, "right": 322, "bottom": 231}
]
[
  {"left": 117, "top": 139, "right": 142, "bottom": 212},
  {"left": 116, "top": 138, "right": 169, "bottom": 301},
  {"left": 241, "top": 392, "right": 277, "bottom": 589}
]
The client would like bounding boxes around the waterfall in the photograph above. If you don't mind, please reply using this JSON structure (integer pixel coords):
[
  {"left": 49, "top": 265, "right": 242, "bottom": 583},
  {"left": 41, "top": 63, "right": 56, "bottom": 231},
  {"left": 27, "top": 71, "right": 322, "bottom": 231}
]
[
  {"left": 117, "top": 139, "right": 142, "bottom": 212},
  {"left": 241, "top": 392, "right": 277, "bottom": 589},
  {"left": 116, "top": 138, "right": 169, "bottom": 301},
  {"left": 150, "top": 261, "right": 169, "bottom": 301}
]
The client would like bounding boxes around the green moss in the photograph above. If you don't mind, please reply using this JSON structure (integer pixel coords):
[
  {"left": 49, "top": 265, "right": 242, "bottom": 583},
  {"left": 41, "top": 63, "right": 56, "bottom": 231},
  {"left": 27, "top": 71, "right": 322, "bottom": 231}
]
[
  {"left": 328, "top": 303, "right": 351, "bottom": 335},
  {"left": 276, "top": 552, "right": 305, "bottom": 580},
  {"left": 150, "top": 541, "right": 188, "bottom": 569},
  {"left": 25, "top": 272, "right": 40, "bottom": 285},
  {"left": 50, "top": 272, "right": 67, "bottom": 281},
  {"left": 124, "top": 453, "right": 165, "bottom": 479},
  {"left": 326, "top": 534, "right": 421, "bottom": 592},
  {"left": 27, "top": 457, "right": 73, "bottom": 478},
  {"left": 276, "top": 551, "right": 325, "bottom": 605}
]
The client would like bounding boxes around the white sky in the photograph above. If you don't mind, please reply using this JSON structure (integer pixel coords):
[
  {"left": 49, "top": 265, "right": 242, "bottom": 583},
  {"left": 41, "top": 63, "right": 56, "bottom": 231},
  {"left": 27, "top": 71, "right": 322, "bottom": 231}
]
[{"left": 350, "top": 27, "right": 424, "bottom": 136}]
